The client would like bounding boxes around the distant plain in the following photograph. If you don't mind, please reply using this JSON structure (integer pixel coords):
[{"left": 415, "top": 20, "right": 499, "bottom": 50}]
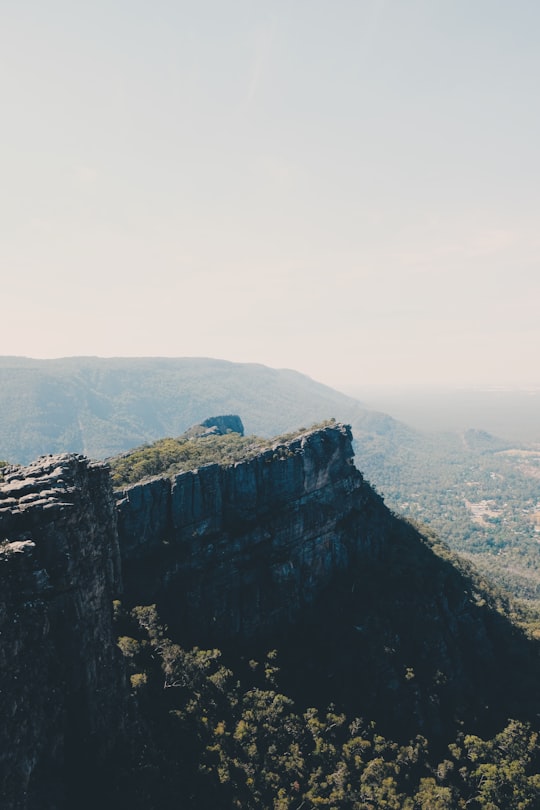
[{"left": 344, "top": 384, "right": 540, "bottom": 445}]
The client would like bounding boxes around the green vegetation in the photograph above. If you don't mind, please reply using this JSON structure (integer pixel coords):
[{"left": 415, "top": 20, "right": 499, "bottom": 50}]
[
  {"left": 107, "top": 600, "right": 540, "bottom": 809},
  {"left": 110, "top": 433, "right": 263, "bottom": 487},
  {"left": 110, "top": 421, "right": 336, "bottom": 488},
  {"left": 93, "top": 509, "right": 540, "bottom": 808},
  {"left": 357, "top": 428, "right": 540, "bottom": 612}
]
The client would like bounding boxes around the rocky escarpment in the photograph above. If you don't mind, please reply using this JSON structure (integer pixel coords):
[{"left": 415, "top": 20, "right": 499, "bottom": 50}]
[
  {"left": 3, "top": 421, "right": 539, "bottom": 809},
  {"left": 0, "top": 456, "right": 124, "bottom": 810},
  {"left": 0, "top": 423, "right": 382, "bottom": 807},
  {"left": 116, "top": 423, "right": 388, "bottom": 642}
]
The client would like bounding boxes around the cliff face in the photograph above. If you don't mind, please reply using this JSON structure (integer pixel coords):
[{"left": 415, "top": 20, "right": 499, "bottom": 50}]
[
  {"left": 113, "top": 423, "right": 540, "bottom": 744},
  {"left": 0, "top": 423, "right": 380, "bottom": 807},
  {"left": 116, "top": 424, "right": 388, "bottom": 642},
  {"left": 0, "top": 455, "right": 123, "bottom": 809},
  {"left": 3, "top": 422, "right": 535, "bottom": 809}
]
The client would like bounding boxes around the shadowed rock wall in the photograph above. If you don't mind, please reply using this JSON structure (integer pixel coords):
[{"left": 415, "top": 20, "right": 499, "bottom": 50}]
[
  {"left": 116, "top": 424, "right": 387, "bottom": 642},
  {"left": 2, "top": 422, "right": 540, "bottom": 810},
  {"left": 0, "top": 456, "right": 124, "bottom": 809},
  {"left": 0, "top": 423, "right": 388, "bottom": 806}
]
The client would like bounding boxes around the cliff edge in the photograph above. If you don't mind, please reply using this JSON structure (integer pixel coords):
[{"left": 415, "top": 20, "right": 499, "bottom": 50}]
[{"left": 115, "top": 423, "right": 388, "bottom": 641}]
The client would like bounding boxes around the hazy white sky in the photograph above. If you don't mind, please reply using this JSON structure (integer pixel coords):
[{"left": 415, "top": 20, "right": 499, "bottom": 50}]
[{"left": 2, "top": 1, "right": 539, "bottom": 387}]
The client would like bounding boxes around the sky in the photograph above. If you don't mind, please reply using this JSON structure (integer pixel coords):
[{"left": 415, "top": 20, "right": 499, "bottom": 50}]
[{"left": 2, "top": 0, "right": 539, "bottom": 388}]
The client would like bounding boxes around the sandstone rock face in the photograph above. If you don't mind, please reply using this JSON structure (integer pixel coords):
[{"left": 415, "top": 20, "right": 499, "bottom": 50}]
[
  {"left": 0, "top": 455, "right": 123, "bottom": 809},
  {"left": 116, "top": 423, "right": 387, "bottom": 642}
]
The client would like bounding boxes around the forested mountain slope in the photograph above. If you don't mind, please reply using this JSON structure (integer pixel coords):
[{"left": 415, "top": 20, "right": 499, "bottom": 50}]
[
  {"left": 0, "top": 356, "right": 369, "bottom": 463},
  {"left": 355, "top": 424, "right": 540, "bottom": 608}
]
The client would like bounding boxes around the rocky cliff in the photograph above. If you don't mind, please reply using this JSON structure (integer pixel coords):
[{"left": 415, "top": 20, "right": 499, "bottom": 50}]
[
  {"left": 1, "top": 422, "right": 382, "bottom": 806},
  {"left": 115, "top": 423, "right": 387, "bottom": 642},
  {"left": 0, "top": 455, "right": 124, "bottom": 809},
  {"left": 2, "top": 421, "right": 537, "bottom": 810}
]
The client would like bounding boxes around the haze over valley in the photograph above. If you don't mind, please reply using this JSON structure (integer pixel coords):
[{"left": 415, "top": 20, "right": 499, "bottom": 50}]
[{"left": 344, "top": 383, "right": 540, "bottom": 445}]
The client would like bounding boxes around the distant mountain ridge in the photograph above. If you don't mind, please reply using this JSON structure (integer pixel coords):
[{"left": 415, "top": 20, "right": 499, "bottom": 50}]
[{"left": 0, "top": 356, "right": 374, "bottom": 464}]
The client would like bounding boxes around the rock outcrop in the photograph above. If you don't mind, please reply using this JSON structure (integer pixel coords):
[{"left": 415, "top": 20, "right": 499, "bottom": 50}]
[
  {"left": 0, "top": 455, "right": 124, "bottom": 809},
  {"left": 199, "top": 414, "right": 245, "bottom": 435}
]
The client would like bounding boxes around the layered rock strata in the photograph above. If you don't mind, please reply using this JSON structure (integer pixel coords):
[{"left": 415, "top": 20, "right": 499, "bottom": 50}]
[{"left": 0, "top": 455, "right": 123, "bottom": 809}]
